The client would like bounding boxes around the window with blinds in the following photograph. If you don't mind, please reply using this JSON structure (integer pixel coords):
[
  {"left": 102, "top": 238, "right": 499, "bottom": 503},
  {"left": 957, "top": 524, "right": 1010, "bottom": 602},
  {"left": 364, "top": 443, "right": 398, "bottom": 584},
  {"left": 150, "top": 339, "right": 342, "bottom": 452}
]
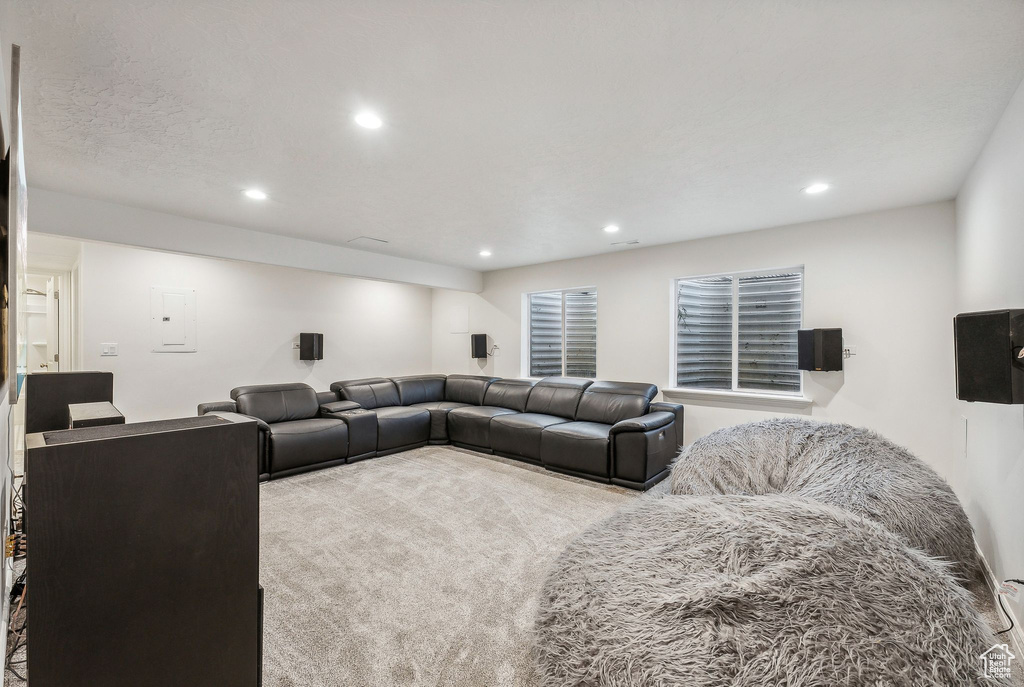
[
  {"left": 528, "top": 288, "right": 597, "bottom": 378},
  {"left": 674, "top": 269, "right": 802, "bottom": 394}
]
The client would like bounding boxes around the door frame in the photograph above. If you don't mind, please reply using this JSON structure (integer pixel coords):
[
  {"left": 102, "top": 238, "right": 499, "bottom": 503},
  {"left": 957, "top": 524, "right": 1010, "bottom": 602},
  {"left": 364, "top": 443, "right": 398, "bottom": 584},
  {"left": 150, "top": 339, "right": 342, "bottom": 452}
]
[{"left": 24, "top": 268, "right": 75, "bottom": 372}]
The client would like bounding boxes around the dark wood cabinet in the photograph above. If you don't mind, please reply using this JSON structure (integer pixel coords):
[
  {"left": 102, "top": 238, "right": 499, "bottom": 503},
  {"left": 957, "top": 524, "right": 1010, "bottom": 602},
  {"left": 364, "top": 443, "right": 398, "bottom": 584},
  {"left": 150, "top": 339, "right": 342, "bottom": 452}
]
[{"left": 26, "top": 415, "right": 261, "bottom": 687}]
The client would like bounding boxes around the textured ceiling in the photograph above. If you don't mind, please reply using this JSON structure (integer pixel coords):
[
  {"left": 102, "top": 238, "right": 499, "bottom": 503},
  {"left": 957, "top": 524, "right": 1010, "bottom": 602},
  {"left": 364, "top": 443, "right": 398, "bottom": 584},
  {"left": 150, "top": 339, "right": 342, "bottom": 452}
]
[{"left": 4, "top": 0, "right": 1024, "bottom": 271}]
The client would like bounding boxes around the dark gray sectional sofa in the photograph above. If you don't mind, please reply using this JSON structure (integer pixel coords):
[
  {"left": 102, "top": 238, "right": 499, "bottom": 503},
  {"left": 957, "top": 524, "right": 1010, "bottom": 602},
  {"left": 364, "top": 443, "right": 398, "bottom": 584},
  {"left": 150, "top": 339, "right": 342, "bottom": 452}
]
[{"left": 198, "top": 374, "right": 683, "bottom": 490}]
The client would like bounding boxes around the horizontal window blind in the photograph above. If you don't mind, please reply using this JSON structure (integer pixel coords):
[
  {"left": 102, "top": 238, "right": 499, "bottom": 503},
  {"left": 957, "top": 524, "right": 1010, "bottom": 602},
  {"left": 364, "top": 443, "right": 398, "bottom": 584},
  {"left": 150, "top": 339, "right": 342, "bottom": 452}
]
[
  {"left": 529, "top": 292, "right": 563, "bottom": 377},
  {"left": 676, "top": 277, "right": 733, "bottom": 389},
  {"left": 737, "top": 273, "right": 802, "bottom": 392},
  {"left": 529, "top": 289, "right": 597, "bottom": 378},
  {"left": 564, "top": 290, "right": 597, "bottom": 378},
  {"left": 675, "top": 269, "right": 802, "bottom": 395}
]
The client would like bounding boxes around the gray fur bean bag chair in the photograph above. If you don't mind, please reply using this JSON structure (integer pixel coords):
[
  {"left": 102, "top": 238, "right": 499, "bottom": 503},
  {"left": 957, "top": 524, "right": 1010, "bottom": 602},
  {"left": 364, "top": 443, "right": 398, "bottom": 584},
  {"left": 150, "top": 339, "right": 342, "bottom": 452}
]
[
  {"left": 533, "top": 495, "right": 1007, "bottom": 687},
  {"left": 668, "top": 418, "right": 983, "bottom": 586}
]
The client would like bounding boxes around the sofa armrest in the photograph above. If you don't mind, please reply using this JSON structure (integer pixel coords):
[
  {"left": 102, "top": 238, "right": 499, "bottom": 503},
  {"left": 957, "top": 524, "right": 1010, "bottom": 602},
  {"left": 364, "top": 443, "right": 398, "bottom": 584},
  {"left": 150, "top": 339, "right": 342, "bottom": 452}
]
[
  {"left": 611, "top": 412, "right": 678, "bottom": 490},
  {"left": 320, "top": 400, "right": 362, "bottom": 415},
  {"left": 649, "top": 401, "right": 684, "bottom": 448},
  {"left": 316, "top": 390, "right": 340, "bottom": 406},
  {"left": 610, "top": 411, "right": 674, "bottom": 435},
  {"left": 198, "top": 400, "right": 237, "bottom": 416}
]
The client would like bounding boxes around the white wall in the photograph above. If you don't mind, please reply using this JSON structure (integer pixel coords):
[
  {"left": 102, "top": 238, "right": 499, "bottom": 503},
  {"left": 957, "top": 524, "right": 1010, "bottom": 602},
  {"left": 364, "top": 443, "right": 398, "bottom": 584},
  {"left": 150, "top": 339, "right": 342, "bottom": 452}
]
[
  {"left": 955, "top": 76, "right": 1024, "bottom": 627},
  {"left": 79, "top": 241, "right": 434, "bottom": 421},
  {"left": 433, "top": 202, "right": 959, "bottom": 478}
]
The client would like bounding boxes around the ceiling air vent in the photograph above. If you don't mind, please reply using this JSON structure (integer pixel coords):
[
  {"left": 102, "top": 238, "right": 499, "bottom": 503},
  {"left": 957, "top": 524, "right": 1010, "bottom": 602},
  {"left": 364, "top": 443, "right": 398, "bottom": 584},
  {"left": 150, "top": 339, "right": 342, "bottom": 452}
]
[{"left": 611, "top": 239, "right": 640, "bottom": 246}]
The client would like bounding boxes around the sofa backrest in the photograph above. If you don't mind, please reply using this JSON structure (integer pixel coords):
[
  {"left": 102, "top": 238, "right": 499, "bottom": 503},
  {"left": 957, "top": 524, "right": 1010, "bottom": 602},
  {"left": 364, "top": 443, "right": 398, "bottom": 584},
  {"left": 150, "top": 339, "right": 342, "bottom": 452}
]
[
  {"left": 574, "top": 381, "right": 658, "bottom": 425},
  {"left": 393, "top": 375, "right": 446, "bottom": 405},
  {"left": 482, "top": 378, "right": 535, "bottom": 411},
  {"left": 526, "top": 377, "right": 593, "bottom": 418},
  {"left": 330, "top": 377, "right": 401, "bottom": 409},
  {"left": 231, "top": 383, "right": 319, "bottom": 424},
  {"left": 444, "top": 374, "right": 498, "bottom": 405}
]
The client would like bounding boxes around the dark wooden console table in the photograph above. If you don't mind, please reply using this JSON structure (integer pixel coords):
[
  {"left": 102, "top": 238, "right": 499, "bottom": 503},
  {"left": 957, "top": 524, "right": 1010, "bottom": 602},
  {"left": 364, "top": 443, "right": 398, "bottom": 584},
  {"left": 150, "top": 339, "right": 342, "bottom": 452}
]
[{"left": 26, "top": 414, "right": 262, "bottom": 687}]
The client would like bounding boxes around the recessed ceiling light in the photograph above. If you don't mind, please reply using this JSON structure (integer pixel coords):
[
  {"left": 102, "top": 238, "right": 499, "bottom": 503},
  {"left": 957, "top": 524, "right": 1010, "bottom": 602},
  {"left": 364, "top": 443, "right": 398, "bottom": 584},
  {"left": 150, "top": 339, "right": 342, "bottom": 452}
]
[
  {"left": 803, "top": 183, "right": 830, "bottom": 195},
  {"left": 479, "top": 250, "right": 492, "bottom": 257},
  {"left": 354, "top": 111, "right": 383, "bottom": 129},
  {"left": 603, "top": 224, "right": 620, "bottom": 233},
  {"left": 243, "top": 188, "right": 267, "bottom": 200}
]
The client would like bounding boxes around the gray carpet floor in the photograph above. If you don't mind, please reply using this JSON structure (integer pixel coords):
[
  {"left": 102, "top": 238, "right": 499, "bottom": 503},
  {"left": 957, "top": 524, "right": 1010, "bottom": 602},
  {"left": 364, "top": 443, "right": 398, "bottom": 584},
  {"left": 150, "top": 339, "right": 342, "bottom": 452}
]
[
  {"left": 259, "top": 446, "right": 634, "bottom": 687},
  {"left": 5, "top": 446, "right": 1020, "bottom": 685}
]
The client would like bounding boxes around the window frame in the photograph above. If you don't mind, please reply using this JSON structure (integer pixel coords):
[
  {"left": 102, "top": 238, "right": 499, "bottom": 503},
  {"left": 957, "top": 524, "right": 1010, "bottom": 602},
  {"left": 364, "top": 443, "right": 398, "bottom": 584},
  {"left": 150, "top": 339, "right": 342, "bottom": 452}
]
[
  {"left": 522, "top": 286, "right": 598, "bottom": 379},
  {"left": 668, "top": 266, "right": 806, "bottom": 401}
]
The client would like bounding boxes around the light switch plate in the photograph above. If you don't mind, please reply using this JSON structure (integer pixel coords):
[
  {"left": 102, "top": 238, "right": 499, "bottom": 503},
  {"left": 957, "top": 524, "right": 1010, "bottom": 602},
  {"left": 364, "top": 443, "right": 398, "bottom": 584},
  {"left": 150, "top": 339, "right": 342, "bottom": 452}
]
[{"left": 101, "top": 343, "right": 118, "bottom": 357}]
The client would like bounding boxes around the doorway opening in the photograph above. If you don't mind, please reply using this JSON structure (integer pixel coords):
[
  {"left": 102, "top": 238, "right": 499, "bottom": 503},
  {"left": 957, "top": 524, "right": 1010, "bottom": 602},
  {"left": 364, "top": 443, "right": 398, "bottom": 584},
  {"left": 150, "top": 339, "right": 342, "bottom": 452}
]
[{"left": 24, "top": 272, "right": 64, "bottom": 372}]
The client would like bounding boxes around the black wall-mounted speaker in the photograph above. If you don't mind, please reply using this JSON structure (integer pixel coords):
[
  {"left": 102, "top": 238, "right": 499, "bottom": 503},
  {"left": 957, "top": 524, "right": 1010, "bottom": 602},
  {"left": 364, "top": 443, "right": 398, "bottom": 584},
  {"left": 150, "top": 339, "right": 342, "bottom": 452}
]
[
  {"left": 954, "top": 309, "right": 1024, "bottom": 404},
  {"left": 471, "top": 333, "right": 487, "bottom": 359},
  {"left": 300, "top": 333, "right": 324, "bottom": 361},
  {"left": 798, "top": 328, "right": 843, "bottom": 372}
]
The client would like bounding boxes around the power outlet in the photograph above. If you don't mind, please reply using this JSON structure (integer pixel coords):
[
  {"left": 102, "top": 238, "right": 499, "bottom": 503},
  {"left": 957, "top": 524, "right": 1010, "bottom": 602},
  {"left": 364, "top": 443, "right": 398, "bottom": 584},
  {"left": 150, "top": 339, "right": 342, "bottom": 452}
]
[{"left": 100, "top": 343, "right": 118, "bottom": 357}]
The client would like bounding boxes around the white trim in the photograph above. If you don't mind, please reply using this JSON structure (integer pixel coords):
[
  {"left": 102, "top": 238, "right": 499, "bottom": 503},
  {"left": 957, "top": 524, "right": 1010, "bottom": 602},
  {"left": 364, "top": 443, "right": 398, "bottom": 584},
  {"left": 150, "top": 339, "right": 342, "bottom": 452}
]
[
  {"left": 977, "top": 540, "right": 1024, "bottom": 659},
  {"left": 663, "top": 387, "right": 813, "bottom": 409}
]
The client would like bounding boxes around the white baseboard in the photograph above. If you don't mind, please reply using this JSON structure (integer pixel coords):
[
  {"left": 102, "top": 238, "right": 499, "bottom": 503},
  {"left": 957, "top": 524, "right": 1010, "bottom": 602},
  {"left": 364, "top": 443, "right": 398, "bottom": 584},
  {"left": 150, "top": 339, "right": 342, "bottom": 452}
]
[{"left": 977, "top": 541, "right": 1024, "bottom": 657}]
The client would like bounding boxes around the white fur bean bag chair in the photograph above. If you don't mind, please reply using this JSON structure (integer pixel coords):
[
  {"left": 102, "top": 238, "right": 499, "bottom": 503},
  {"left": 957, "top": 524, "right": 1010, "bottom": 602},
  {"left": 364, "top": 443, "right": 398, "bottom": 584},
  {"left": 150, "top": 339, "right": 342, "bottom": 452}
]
[
  {"left": 533, "top": 495, "right": 1006, "bottom": 687},
  {"left": 668, "top": 418, "right": 982, "bottom": 585}
]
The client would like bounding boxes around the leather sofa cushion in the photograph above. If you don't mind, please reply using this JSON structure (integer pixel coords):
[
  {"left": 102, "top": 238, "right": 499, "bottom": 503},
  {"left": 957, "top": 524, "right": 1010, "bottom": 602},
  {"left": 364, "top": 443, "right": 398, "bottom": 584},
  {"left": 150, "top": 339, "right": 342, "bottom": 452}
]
[
  {"left": 411, "top": 401, "right": 470, "bottom": 442},
  {"left": 574, "top": 381, "right": 658, "bottom": 425},
  {"left": 231, "top": 383, "right": 319, "bottom": 424},
  {"left": 481, "top": 379, "right": 536, "bottom": 412},
  {"left": 444, "top": 374, "right": 498, "bottom": 405},
  {"left": 525, "top": 377, "right": 593, "bottom": 418},
  {"left": 374, "top": 406, "right": 431, "bottom": 451},
  {"left": 491, "top": 412, "right": 571, "bottom": 461},
  {"left": 393, "top": 375, "right": 446, "bottom": 406},
  {"left": 267, "top": 418, "right": 348, "bottom": 474},
  {"left": 541, "top": 421, "right": 612, "bottom": 477},
  {"left": 447, "top": 406, "right": 518, "bottom": 449},
  {"left": 332, "top": 377, "right": 401, "bottom": 409}
]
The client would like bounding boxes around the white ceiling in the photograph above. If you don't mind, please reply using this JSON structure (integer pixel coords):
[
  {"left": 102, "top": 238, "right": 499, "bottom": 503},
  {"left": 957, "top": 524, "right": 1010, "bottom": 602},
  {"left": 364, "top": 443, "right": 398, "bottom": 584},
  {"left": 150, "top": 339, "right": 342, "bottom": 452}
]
[{"left": 4, "top": 0, "right": 1024, "bottom": 271}]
